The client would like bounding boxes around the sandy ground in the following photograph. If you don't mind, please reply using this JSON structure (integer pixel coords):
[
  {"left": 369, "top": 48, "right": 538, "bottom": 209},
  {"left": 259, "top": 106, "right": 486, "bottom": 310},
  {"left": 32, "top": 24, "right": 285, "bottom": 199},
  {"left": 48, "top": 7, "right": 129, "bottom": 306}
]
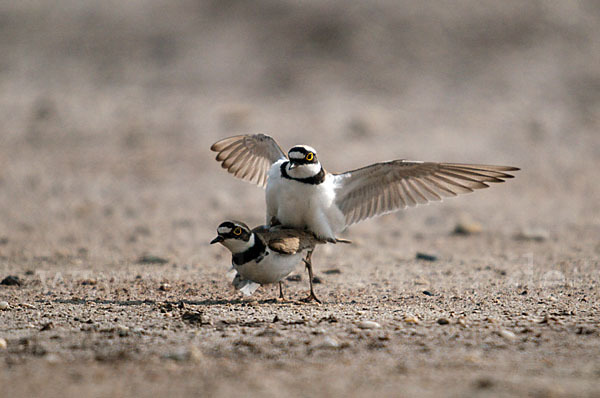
[{"left": 1, "top": 1, "right": 600, "bottom": 397}]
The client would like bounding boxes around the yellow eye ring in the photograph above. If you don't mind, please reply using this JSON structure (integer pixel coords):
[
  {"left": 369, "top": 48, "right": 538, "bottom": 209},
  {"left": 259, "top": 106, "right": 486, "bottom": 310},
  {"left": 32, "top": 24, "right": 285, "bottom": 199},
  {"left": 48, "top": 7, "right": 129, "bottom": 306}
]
[
  {"left": 233, "top": 227, "right": 242, "bottom": 236},
  {"left": 305, "top": 153, "right": 314, "bottom": 161}
]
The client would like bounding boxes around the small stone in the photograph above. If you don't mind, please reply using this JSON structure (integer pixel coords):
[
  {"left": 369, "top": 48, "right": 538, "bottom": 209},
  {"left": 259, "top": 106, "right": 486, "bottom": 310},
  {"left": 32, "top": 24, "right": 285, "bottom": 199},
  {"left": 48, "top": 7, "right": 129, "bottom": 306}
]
[
  {"left": 358, "top": 320, "right": 381, "bottom": 329},
  {"left": 312, "top": 276, "right": 323, "bottom": 284},
  {"left": 40, "top": 322, "right": 54, "bottom": 331},
  {"left": 316, "top": 335, "right": 341, "bottom": 349},
  {"left": 182, "top": 311, "right": 207, "bottom": 325},
  {"left": 422, "top": 290, "right": 434, "bottom": 296},
  {"left": 137, "top": 255, "right": 168, "bottom": 265},
  {"left": 0, "top": 301, "right": 9, "bottom": 310},
  {"left": 475, "top": 377, "right": 494, "bottom": 389},
  {"left": 0, "top": 338, "right": 6, "bottom": 349},
  {"left": 45, "top": 353, "right": 61, "bottom": 364},
  {"left": 1, "top": 275, "right": 22, "bottom": 286},
  {"left": 416, "top": 252, "right": 438, "bottom": 262},
  {"left": 159, "top": 283, "right": 171, "bottom": 292},
  {"left": 404, "top": 316, "right": 421, "bottom": 324},
  {"left": 514, "top": 228, "right": 549, "bottom": 242},
  {"left": 437, "top": 318, "right": 450, "bottom": 325},
  {"left": 131, "top": 327, "right": 144, "bottom": 334},
  {"left": 21, "top": 303, "right": 35, "bottom": 309},
  {"left": 498, "top": 329, "right": 517, "bottom": 341},
  {"left": 81, "top": 279, "right": 97, "bottom": 286},
  {"left": 286, "top": 274, "right": 302, "bottom": 282},
  {"left": 457, "top": 318, "right": 468, "bottom": 328},
  {"left": 163, "top": 346, "right": 202, "bottom": 362},
  {"left": 116, "top": 325, "right": 129, "bottom": 337},
  {"left": 163, "top": 347, "right": 190, "bottom": 362},
  {"left": 453, "top": 220, "right": 483, "bottom": 235},
  {"left": 575, "top": 327, "right": 595, "bottom": 335},
  {"left": 323, "top": 269, "right": 341, "bottom": 275},
  {"left": 256, "top": 327, "right": 281, "bottom": 337}
]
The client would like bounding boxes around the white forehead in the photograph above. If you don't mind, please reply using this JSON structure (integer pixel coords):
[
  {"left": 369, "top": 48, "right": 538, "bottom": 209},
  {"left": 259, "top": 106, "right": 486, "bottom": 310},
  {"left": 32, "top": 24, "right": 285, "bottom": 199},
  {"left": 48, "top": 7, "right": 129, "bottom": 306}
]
[
  {"left": 288, "top": 145, "right": 317, "bottom": 159},
  {"left": 218, "top": 226, "right": 233, "bottom": 234}
]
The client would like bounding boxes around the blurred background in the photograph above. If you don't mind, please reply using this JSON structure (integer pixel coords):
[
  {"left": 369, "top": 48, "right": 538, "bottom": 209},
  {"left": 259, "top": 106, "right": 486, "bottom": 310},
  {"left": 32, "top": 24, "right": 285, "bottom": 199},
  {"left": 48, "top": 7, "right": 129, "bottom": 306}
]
[{"left": 0, "top": 1, "right": 599, "bottom": 266}]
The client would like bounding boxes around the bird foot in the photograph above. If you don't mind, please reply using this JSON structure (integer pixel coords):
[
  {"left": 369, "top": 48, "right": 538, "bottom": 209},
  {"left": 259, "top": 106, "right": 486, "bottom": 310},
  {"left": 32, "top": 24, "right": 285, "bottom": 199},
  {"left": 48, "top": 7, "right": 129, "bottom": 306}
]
[{"left": 300, "top": 292, "right": 322, "bottom": 304}]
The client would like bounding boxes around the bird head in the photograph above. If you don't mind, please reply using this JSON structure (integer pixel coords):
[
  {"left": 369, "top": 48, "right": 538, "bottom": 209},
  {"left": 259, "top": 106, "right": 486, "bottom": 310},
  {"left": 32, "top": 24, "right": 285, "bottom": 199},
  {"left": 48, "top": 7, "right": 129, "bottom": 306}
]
[
  {"left": 286, "top": 145, "right": 321, "bottom": 177},
  {"left": 211, "top": 221, "right": 254, "bottom": 253}
]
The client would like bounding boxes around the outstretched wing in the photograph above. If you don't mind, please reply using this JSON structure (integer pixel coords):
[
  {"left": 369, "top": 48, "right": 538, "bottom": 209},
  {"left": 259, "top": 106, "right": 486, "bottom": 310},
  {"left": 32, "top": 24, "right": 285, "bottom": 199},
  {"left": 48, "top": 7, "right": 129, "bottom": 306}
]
[
  {"left": 334, "top": 161, "right": 519, "bottom": 226},
  {"left": 210, "top": 134, "right": 286, "bottom": 188}
]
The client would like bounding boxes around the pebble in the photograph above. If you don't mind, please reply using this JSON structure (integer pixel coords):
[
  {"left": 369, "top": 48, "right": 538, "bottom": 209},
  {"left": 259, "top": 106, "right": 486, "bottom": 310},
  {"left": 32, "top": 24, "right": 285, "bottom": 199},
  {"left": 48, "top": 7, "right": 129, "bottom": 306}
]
[
  {"left": 163, "top": 346, "right": 202, "bottom": 362},
  {"left": 323, "top": 269, "right": 341, "bottom": 275},
  {"left": 422, "top": 290, "right": 434, "bottom": 296},
  {"left": 316, "top": 336, "right": 341, "bottom": 349},
  {"left": 358, "top": 320, "right": 381, "bottom": 329},
  {"left": 0, "top": 338, "right": 6, "bottom": 349},
  {"left": 40, "top": 322, "right": 54, "bottom": 331},
  {"left": 404, "top": 316, "right": 421, "bottom": 324},
  {"left": 45, "top": 353, "right": 61, "bottom": 364},
  {"left": 286, "top": 275, "right": 301, "bottom": 282},
  {"left": 159, "top": 283, "right": 171, "bottom": 292},
  {"left": 416, "top": 252, "right": 438, "bottom": 262},
  {"left": 514, "top": 228, "right": 549, "bottom": 242},
  {"left": 163, "top": 347, "right": 190, "bottom": 361},
  {"left": 437, "top": 318, "right": 450, "bottom": 325},
  {"left": 312, "top": 276, "right": 323, "bottom": 284},
  {"left": 498, "top": 329, "right": 517, "bottom": 341},
  {"left": 137, "top": 255, "right": 168, "bottom": 265},
  {"left": 0, "top": 275, "right": 22, "bottom": 286},
  {"left": 116, "top": 325, "right": 129, "bottom": 337},
  {"left": 453, "top": 220, "right": 483, "bottom": 235},
  {"left": 0, "top": 301, "right": 9, "bottom": 310}
]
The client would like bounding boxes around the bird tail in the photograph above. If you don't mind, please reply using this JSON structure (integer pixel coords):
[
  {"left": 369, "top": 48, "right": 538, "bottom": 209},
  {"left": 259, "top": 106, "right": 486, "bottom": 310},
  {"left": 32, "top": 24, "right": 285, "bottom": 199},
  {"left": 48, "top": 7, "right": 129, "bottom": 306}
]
[{"left": 231, "top": 272, "right": 261, "bottom": 296}]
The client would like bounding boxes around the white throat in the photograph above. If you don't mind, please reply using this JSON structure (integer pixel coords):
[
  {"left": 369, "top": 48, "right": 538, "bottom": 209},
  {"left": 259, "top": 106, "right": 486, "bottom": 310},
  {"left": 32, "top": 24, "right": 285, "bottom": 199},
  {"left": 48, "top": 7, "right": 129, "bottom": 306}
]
[
  {"left": 286, "top": 162, "right": 322, "bottom": 179},
  {"left": 222, "top": 234, "right": 255, "bottom": 254}
]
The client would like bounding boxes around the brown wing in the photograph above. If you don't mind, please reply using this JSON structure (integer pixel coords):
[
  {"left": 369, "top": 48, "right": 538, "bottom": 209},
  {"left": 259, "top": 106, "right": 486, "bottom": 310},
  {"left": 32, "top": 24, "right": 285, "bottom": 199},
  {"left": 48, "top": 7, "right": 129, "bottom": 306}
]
[
  {"left": 210, "top": 134, "right": 286, "bottom": 188},
  {"left": 334, "top": 161, "right": 519, "bottom": 226},
  {"left": 257, "top": 226, "right": 322, "bottom": 255}
]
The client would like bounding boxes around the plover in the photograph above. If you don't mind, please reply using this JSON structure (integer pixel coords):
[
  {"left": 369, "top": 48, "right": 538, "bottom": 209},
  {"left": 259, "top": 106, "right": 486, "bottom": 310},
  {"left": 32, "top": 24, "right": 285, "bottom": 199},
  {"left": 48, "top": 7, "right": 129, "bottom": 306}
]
[
  {"left": 211, "top": 220, "right": 325, "bottom": 301},
  {"left": 211, "top": 134, "right": 519, "bottom": 301}
]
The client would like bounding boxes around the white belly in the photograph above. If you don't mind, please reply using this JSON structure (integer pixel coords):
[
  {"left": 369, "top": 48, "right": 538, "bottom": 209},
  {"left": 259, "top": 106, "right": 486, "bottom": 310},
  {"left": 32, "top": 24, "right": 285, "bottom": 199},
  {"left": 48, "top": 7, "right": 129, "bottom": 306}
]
[
  {"left": 266, "top": 161, "right": 345, "bottom": 240},
  {"left": 233, "top": 249, "right": 301, "bottom": 285}
]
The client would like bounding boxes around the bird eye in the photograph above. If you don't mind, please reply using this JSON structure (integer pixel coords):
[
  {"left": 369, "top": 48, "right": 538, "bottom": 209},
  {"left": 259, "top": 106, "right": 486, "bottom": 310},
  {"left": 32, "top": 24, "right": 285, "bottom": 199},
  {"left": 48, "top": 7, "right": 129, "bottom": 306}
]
[
  {"left": 305, "top": 153, "right": 314, "bottom": 161},
  {"left": 233, "top": 227, "right": 242, "bottom": 236}
]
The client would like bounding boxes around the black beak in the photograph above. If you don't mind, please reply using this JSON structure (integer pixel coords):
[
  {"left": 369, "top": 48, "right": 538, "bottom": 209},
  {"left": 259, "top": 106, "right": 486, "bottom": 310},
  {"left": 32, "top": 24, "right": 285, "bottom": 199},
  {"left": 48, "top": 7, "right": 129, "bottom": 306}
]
[{"left": 210, "top": 236, "right": 224, "bottom": 244}]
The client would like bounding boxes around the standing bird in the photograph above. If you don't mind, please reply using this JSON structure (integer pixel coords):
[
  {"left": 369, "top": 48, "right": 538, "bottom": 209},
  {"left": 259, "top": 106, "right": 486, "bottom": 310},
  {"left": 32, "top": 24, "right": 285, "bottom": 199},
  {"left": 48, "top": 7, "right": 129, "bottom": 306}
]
[
  {"left": 211, "top": 134, "right": 519, "bottom": 301},
  {"left": 211, "top": 220, "right": 324, "bottom": 301}
]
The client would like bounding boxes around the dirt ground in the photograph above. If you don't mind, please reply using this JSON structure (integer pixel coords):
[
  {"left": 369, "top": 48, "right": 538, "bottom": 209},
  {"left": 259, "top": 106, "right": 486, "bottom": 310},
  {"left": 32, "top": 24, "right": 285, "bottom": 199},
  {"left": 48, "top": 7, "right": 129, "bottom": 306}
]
[{"left": 1, "top": 1, "right": 599, "bottom": 397}]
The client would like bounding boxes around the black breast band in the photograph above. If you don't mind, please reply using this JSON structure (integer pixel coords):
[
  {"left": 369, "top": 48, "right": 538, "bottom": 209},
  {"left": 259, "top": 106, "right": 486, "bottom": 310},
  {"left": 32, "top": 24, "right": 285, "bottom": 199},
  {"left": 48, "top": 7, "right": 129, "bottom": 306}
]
[
  {"left": 280, "top": 162, "right": 325, "bottom": 185},
  {"left": 232, "top": 236, "right": 267, "bottom": 266}
]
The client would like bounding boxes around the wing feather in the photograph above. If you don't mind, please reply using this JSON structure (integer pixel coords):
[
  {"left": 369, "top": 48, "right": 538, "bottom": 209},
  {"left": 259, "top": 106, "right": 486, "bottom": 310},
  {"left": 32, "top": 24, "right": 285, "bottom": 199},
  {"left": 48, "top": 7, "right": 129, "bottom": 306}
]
[
  {"left": 335, "top": 161, "right": 518, "bottom": 226},
  {"left": 211, "top": 134, "right": 286, "bottom": 188},
  {"left": 258, "top": 226, "right": 322, "bottom": 255}
]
